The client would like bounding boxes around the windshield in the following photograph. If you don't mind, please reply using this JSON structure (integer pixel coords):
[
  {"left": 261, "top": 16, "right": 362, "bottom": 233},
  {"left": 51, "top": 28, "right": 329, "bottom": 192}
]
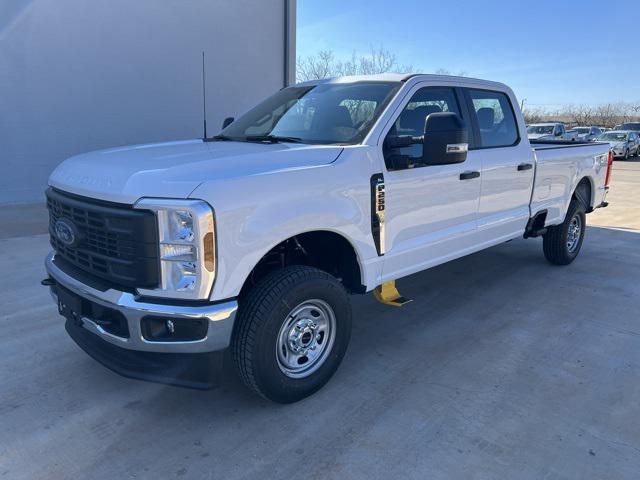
[
  {"left": 574, "top": 127, "right": 590, "bottom": 134},
  {"left": 598, "top": 132, "right": 628, "bottom": 141},
  {"left": 527, "top": 125, "right": 554, "bottom": 134},
  {"left": 619, "top": 123, "right": 640, "bottom": 131},
  {"left": 218, "top": 82, "right": 401, "bottom": 145}
]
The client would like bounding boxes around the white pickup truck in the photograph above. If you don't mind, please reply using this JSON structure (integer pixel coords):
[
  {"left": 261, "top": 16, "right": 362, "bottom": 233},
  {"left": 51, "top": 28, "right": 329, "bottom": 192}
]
[
  {"left": 527, "top": 122, "right": 578, "bottom": 141},
  {"left": 43, "top": 74, "right": 612, "bottom": 403}
]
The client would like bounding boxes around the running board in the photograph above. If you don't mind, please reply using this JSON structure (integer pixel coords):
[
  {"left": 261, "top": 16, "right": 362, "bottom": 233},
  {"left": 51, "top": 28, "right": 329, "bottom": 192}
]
[{"left": 373, "top": 281, "right": 412, "bottom": 307}]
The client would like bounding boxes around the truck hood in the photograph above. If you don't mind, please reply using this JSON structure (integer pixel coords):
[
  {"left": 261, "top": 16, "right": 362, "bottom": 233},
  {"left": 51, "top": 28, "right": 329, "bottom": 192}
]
[{"left": 49, "top": 139, "right": 343, "bottom": 204}]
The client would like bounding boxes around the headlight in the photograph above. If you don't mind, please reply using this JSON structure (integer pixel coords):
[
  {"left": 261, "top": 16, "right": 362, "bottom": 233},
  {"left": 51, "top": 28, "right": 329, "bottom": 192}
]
[{"left": 134, "top": 199, "right": 215, "bottom": 300}]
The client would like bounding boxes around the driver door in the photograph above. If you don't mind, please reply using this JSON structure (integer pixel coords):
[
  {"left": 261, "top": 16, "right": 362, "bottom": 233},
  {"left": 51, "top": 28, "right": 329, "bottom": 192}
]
[{"left": 378, "top": 85, "right": 482, "bottom": 282}]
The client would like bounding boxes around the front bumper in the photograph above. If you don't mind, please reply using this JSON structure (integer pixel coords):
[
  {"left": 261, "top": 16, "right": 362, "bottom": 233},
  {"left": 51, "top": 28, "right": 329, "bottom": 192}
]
[
  {"left": 45, "top": 251, "right": 238, "bottom": 388},
  {"left": 612, "top": 147, "right": 627, "bottom": 157},
  {"left": 45, "top": 252, "right": 238, "bottom": 354}
]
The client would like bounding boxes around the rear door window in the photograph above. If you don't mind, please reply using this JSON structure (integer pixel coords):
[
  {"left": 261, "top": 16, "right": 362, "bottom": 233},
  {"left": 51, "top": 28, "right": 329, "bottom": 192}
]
[{"left": 466, "top": 89, "right": 519, "bottom": 148}]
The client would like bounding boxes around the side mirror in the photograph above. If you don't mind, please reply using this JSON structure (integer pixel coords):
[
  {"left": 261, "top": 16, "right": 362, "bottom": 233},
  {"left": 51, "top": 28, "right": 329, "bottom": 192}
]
[
  {"left": 421, "top": 112, "right": 468, "bottom": 165},
  {"left": 222, "top": 117, "right": 234, "bottom": 129}
]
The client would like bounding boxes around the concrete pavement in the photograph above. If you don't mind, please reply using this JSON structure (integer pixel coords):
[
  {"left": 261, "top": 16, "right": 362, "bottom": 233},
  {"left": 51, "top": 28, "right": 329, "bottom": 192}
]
[{"left": 1, "top": 161, "right": 639, "bottom": 479}]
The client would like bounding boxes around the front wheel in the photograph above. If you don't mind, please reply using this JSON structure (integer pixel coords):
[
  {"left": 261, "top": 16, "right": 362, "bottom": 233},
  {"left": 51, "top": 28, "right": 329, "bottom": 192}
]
[
  {"left": 542, "top": 199, "right": 586, "bottom": 265},
  {"left": 624, "top": 148, "right": 630, "bottom": 160},
  {"left": 232, "top": 266, "right": 352, "bottom": 403}
]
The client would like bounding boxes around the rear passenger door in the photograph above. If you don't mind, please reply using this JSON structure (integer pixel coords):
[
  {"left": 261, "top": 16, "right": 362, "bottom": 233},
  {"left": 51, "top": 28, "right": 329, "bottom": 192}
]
[{"left": 463, "top": 88, "right": 534, "bottom": 241}]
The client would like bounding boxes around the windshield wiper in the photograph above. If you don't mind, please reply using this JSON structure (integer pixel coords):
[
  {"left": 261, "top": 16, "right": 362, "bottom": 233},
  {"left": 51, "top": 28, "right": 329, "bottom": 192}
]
[
  {"left": 208, "top": 134, "right": 233, "bottom": 141},
  {"left": 244, "top": 135, "right": 304, "bottom": 144}
]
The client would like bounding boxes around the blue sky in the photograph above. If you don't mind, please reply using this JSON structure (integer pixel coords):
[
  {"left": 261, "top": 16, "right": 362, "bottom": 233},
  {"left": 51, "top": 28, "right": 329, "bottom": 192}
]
[{"left": 297, "top": 0, "right": 639, "bottom": 109}]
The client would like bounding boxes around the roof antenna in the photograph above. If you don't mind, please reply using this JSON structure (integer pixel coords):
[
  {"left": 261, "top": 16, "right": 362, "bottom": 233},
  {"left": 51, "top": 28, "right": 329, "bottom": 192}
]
[{"left": 201, "top": 51, "right": 208, "bottom": 139}]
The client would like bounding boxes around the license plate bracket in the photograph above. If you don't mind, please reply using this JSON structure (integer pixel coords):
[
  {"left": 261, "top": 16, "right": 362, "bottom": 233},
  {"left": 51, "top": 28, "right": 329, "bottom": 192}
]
[{"left": 56, "top": 286, "right": 83, "bottom": 324}]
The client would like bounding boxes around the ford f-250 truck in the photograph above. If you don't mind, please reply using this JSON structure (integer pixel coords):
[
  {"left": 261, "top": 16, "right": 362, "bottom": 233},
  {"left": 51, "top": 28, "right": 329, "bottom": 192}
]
[{"left": 43, "top": 74, "right": 612, "bottom": 403}]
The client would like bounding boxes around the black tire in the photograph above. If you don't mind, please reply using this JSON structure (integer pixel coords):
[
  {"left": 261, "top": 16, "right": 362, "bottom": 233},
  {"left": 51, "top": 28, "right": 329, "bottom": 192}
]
[
  {"left": 542, "top": 199, "right": 586, "bottom": 265},
  {"left": 624, "top": 148, "right": 629, "bottom": 160},
  {"left": 232, "top": 266, "right": 352, "bottom": 403}
]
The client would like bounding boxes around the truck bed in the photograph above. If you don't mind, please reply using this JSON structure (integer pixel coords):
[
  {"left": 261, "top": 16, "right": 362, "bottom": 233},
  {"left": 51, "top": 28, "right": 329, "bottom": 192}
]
[{"left": 530, "top": 141, "right": 609, "bottom": 226}]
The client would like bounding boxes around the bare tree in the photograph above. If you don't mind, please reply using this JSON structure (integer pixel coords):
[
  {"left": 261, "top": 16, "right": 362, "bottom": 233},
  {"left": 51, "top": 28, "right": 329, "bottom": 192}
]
[
  {"left": 296, "top": 45, "right": 414, "bottom": 82},
  {"left": 565, "top": 104, "right": 596, "bottom": 126},
  {"left": 523, "top": 108, "right": 548, "bottom": 125},
  {"left": 433, "top": 68, "right": 468, "bottom": 77},
  {"left": 296, "top": 50, "right": 336, "bottom": 82},
  {"left": 522, "top": 102, "right": 640, "bottom": 128},
  {"left": 296, "top": 46, "right": 472, "bottom": 82}
]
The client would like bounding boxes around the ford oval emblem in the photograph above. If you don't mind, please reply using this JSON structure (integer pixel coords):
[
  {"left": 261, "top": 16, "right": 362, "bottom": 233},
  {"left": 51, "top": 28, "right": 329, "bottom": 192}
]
[{"left": 54, "top": 218, "right": 77, "bottom": 246}]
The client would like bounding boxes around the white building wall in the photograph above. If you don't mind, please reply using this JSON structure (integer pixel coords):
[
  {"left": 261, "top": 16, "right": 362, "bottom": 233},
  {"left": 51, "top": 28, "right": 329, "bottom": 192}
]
[{"left": 0, "top": 0, "right": 295, "bottom": 203}]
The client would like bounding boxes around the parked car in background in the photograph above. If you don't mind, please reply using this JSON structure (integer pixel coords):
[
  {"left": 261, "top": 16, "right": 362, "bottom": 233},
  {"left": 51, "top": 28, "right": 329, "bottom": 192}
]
[
  {"left": 627, "top": 131, "right": 640, "bottom": 157},
  {"left": 597, "top": 130, "right": 639, "bottom": 159},
  {"left": 573, "top": 126, "right": 602, "bottom": 142},
  {"left": 616, "top": 122, "right": 640, "bottom": 133},
  {"left": 527, "top": 122, "right": 577, "bottom": 141}
]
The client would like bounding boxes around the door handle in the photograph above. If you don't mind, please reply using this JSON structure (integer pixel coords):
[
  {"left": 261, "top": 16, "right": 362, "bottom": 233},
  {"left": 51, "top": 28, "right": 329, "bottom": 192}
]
[
  {"left": 517, "top": 163, "right": 533, "bottom": 171},
  {"left": 459, "top": 171, "right": 480, "bottom": 180}
]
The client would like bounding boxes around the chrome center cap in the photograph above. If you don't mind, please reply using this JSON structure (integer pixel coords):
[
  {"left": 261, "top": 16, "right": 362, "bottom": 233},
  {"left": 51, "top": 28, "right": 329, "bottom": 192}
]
[{"left": 288, "top": 318, "right": 318, "bottom": 354}]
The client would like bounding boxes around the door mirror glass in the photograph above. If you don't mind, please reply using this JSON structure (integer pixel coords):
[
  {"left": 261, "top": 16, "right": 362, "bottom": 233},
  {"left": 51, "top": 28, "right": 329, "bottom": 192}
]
[{"left": 421, "top": 112, "right": 468, "bottom": 165}]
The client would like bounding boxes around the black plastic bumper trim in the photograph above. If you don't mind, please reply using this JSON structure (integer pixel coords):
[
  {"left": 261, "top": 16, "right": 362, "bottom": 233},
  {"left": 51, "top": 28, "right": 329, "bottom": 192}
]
[{"left": 65, "top": 318, "right": 224, "bottom": 390}]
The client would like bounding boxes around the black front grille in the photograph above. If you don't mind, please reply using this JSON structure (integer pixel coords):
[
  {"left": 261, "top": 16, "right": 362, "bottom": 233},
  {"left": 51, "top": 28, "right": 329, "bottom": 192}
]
[{"left": 46, "top": 188, "right": 159, "bottom": 289}]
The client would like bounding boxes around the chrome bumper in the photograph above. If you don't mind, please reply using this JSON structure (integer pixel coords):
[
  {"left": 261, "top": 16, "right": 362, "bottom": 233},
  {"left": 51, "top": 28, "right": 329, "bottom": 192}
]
[{"left": 45, "top": 252, "right": 238, "bottom": 354}]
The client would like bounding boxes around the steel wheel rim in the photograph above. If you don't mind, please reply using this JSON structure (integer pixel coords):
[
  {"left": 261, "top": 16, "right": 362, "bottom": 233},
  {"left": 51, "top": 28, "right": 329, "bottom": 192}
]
[
  {"left": 276, "top": 299, "right": 336, "bottom": 379},
  {"left": 566, "top": 213, "right": 582, "bottom": 253}
]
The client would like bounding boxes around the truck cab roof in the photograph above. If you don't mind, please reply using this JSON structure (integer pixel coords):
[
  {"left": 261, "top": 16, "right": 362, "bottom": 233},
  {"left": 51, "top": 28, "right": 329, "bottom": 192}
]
[{"left": 296, "top": 73, "right": 510, "bottom": 91}]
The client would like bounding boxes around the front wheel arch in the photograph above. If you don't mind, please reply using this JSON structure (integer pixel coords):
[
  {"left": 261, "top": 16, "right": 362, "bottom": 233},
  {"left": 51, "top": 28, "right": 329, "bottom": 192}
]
[{"left": 239, "top": 230, "right": 366, "bottom": 298}]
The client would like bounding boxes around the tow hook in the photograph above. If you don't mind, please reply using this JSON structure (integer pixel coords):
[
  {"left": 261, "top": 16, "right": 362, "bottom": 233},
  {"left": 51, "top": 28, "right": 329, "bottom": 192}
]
[
  {"left": 373, "top": 281, "right": 412, "bottom": 307},
  {"left": 41, "top": 277, "right": 56, "bottom": 287}
]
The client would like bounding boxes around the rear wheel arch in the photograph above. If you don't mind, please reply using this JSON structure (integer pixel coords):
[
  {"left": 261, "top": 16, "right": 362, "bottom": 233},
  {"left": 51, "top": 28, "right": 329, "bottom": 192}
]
[{"left": 572, "top": 176, "right": 593, "bottom": 210}]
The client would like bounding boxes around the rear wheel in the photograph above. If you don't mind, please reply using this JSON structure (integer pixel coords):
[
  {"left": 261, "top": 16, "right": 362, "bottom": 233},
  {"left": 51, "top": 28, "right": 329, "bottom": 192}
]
[
  {"left": 232, "top": 266, "right": 352, "bottom": 403},
  {"left": 542, "top": 199, "right": 586, "bottom": 265}
]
